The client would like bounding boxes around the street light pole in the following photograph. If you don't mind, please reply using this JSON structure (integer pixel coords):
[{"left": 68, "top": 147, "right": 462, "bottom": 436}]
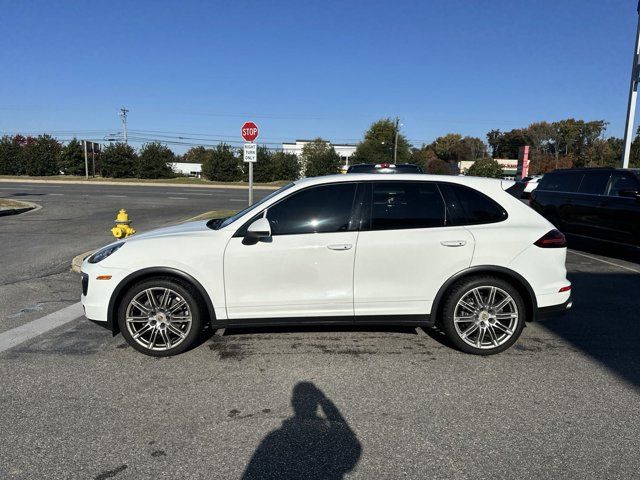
[{"left": 621, "top": 3, "right": 640, "bottom": 168}]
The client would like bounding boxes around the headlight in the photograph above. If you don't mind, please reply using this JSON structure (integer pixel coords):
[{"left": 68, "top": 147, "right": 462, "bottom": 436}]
[{"left": 88, "top": 243, "right": 124, "bottom": 264}]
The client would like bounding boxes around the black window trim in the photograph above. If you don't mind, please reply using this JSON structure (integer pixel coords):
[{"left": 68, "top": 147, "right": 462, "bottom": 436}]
[{"left": 232, "top": 181, "right": 362, "bottom": 238}]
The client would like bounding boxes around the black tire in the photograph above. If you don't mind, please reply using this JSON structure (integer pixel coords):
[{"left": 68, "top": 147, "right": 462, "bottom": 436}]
[
  {"left": 118, "top": 277, "right": 204, "bottom": 357},
  {"left": 441, "top": 275, "right": 526, "bottom": 355}
]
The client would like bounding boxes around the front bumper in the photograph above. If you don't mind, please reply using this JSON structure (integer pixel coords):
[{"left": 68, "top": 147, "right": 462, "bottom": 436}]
[
  {"left": 536, "top": 296, "right": 573, "bottom": 319},
  {"left": 80, "top": 261, "right": 129, "bottom": 324}
]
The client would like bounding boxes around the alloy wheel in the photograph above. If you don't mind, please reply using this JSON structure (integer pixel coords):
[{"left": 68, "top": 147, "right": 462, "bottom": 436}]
[
  {"left": 125, "top": 287, "right": 192, "bottom": 351},
  {"left": 453, "top": 286, "right": 519, "bottom": 350}
]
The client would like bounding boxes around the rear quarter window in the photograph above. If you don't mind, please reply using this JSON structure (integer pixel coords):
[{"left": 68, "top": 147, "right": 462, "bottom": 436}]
[
  {"left": 537, "top": 172, "right": 582, "bottom": 193},
  {"left": 438, "top": 183, "right": 507, "bottom": 225}
]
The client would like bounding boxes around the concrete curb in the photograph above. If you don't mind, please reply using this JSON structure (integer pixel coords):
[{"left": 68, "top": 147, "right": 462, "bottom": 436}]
[
  {"left": 0, "top": 177, "right": 281, "bottom": 191},
  {"left": 71, "top": 250, "right": 94, "bottom": 273},
  {"left": 0, "top": 200, "right": 40, "bottom": 217}
]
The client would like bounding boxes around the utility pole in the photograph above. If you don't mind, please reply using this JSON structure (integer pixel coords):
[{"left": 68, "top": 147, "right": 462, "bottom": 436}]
[
  {"left": 83, "top": 140, "right": 89, "bottom": 180},
  {"left": 393, "top": 117, "right": 400, "bottom": 164},
  {"left": 119, "top": 107, "right": 129, "bottom": 144},
  {"left": 621, "top": 2, "right": 640, "bottom": 168}
]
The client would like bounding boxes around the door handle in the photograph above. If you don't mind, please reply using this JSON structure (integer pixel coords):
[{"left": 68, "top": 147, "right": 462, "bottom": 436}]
[
  {"left": 327, "top": 244, "right": 353, "bottom": 251},
  {"left": 440, "top": 240, "right": 467, "bottom": 247}
]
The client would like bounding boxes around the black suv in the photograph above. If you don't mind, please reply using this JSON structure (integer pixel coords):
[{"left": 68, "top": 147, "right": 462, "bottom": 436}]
[{"left": 530, "top": 167, "right": 640, "bottom": 247}]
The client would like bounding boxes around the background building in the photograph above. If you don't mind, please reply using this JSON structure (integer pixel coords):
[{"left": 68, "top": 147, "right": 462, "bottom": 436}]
[{"left": 170, "top": 162, "right": 202, "bottom": 177}]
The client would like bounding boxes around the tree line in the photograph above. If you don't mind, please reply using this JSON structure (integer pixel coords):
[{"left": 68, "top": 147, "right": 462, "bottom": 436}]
[
  {"left": 2, "top": 117, "right": 640, "bottom": 181},
  {"left": 0, "top": 136, "right": 177, "bottom": 179}
]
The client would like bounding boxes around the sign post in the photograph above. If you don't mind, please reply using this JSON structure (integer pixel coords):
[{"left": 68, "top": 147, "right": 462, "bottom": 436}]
[{"left": 241, "top": 122, "right": 259, "bottom": 205}]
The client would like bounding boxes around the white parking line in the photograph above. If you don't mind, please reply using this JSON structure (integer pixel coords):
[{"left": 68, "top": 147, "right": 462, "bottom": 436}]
[
  {"left": 107, "top": 195, "right": 127, "bottom": 198},
  {"left": 0, "top": 187, "right": 23, "bottom": 190},
  {"left": 49, "top": 193, "right": 65, "bottom": 196},
  {"left": 569, "top": 250, "right": 640, "bottom": 274},
  {"left": 175, "top": 192, "right": 214, "bottom": 196},
  {"left": 169, "top": 197, "right": 188, "bottom": 200},
  {"left": 0, "top": 303, "right": 83, "bottom": 354},
  {"left": 229, "top": 199, "right": 246, "bottom": 202}
]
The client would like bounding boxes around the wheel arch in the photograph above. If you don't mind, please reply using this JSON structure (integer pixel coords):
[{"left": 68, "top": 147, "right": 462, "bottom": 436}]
[
  {"left": 107, "top": 267, "right": 217, "bottom": 336},
  {"left": 431, "top": 266, "right": 538, "bottom": 325}
]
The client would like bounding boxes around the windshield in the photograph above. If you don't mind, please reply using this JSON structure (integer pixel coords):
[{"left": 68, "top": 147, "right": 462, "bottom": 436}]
[{"left": 209, "top": 183, "right": 295, "bottom": 230}]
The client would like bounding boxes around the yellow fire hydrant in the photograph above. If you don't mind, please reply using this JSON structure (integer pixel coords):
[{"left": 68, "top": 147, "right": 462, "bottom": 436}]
[{"left": 111, "top": 209, "right": 136, "bottom": 239}]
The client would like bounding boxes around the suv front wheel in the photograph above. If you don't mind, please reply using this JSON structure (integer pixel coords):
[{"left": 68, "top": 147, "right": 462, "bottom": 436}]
[
  {"left": 118, "top": 277, "right": 204, "bottom": 357},
  {"left": 441, "top": 276, "right": 526, "bottom": 355}
]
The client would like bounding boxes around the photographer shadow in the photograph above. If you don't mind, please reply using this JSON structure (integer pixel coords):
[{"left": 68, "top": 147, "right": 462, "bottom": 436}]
[{"left": 242, "top": 382, "right": 362, "bottom": 480}]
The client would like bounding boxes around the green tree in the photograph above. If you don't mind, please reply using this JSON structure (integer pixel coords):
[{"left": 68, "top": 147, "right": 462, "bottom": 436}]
[
  {"left": 202, "top": 143, "right": 242, "bottom": 182},
  {"left": 183, "top": 146, "right": 209, "bottom": 164},
  {"left": 57, "top": 138, "right": 85, "bottom": 176},
  {"left": 458, "top": 136, "right": 487, "bottom": 161},
  {"left": 410, "top": 146, "right": 438, "bottom": 171},
  {"left": 468, "top": 157, "right": 503, "bottom": 178},
  {"left": 352, "top": 119, "right": 411, "bottom": 164},
  {"left": 272, "top": 151, "right": 300, "bottom": 181},
  {"left": 0, "top": 135, "right": 24, "bottom": 175},
  {"left": 424, "top": 158, "right": 451, "bottom": 174},
  {"left": 431, "top": 133, "right": 463, "bottom": 162},
  {"left": 247, "top": 146, "right": 275, "bottom": 182},
  {"left": 24, "top": 135, "right": 61, "bottom": 176},
  {"left": 100, "top": 142, "right": 138, "bottom": 178},
  {"left": 137, "top": 142, "right": 175, "bottom": 179},
  {"left": 301, "top": 138, "right": 341, "bottom": 177}
]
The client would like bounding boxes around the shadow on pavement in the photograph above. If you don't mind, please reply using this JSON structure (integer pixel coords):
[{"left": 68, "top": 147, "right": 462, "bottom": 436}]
[
  {"left": 567, "top": 235, "right": 639, "bottom": 265},
  {"left": 242, "top": 382, "right": 362, "bottom": 480},
  {"left": 540, "top": 271, "right": 640, "bottom": 389}
]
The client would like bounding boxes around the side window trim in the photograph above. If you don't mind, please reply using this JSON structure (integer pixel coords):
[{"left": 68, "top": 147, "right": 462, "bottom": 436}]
[{"left": 233, "top": 181, "right": 360, "bottom": 238}]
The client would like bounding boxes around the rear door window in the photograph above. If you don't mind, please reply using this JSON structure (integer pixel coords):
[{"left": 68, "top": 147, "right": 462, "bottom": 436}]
[
  {"left": 438, "top": 183, "right": 507, "bottom": 225},
  {"left": 578, "top": 172, "right": 611, "bottom": 195},
  {"left": 368, "top": 182, "right": 445, "bottom": 230},
  {"left": 537, "top": 172, "right": 582, "bottom": 193},
  {"left": 608, "top": 172, "right": 640, "bottom": 196}
]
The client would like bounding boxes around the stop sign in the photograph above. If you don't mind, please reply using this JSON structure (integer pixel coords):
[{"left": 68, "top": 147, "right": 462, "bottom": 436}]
[{"left": 241, "top": 121, "right": 259, "bottom": 142}]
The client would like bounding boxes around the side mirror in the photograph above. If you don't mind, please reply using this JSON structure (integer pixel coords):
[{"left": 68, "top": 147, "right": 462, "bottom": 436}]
[
  {"left": 618, "top": 189, "right": 640, "bottom": 199},
  {"left": 246, "top": 217, "right": 271, "bottom": 240}
]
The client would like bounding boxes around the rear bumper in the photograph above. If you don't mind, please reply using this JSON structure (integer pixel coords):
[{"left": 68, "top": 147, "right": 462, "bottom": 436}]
[{"left": 536, "top": 296, "right": 572, "bottom": 319}]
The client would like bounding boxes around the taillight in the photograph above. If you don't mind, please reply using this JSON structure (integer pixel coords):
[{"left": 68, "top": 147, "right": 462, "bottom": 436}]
[
  {"left": 559, "top": 285, "right": 571, "bottom": 293},
  {"left": 534, "top": 229, "right": 567, "bottom": 248}
]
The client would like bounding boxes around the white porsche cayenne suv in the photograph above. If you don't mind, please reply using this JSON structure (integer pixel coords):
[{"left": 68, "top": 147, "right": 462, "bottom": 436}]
[{"left": 81, "top": 174, "right": 572, "bottom": 357}]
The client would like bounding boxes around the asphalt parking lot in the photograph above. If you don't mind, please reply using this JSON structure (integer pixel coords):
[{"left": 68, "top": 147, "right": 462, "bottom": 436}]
[
  {"left": 0, "top": 181, "right": 270, "bottom": 333},
  {"left": 1, "top": 182, "right": 639, "bottom": 479}
]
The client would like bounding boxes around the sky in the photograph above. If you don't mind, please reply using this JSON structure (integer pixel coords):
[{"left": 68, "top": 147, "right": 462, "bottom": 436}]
[{"left": 0, "top": 0, "right": 638, "bottom": 153}]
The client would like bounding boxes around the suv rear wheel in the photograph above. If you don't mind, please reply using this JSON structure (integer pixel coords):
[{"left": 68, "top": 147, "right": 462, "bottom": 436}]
[
  {"left": 118, "top": 277, "right": 204, "bottom": 357},
  {"left": 441, "top": 276, "right": 526, "bottom": 355}
]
